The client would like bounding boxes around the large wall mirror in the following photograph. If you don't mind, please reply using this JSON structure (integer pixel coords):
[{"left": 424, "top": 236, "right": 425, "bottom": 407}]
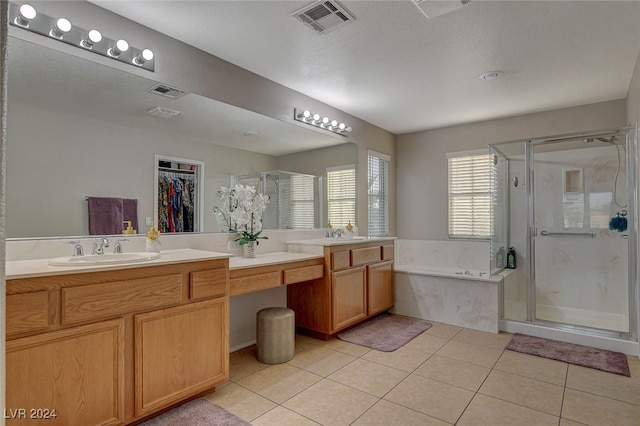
[{"left": 6, "top": 36, "right": 357, "bottom": 238}]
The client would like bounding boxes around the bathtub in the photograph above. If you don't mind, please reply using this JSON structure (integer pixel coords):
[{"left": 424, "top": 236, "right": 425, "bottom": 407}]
[{"left": 391, "top": 261, "right": 503, "bottom": 334}]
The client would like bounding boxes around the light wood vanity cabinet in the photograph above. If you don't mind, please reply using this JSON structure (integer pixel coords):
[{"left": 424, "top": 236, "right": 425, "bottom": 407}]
[
  {"left": 229, "top": 257, "right": 324, "bottom": 296},
  {"left": 288, "top": 240, "right": 394, "bottom": 339},
  {"left": 331, "top": 266, "right": 367, "bottom": 330},
  {"left": 134, "top": 298, "right": 227, "bottom": 418},
  {"left": 6, "top": 259, "right": 229, "bottom": 426}
]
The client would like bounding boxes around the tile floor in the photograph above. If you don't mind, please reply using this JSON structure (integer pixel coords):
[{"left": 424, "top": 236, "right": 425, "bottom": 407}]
[{"left": 204, "top": 322, "right": 640, "bottom": 425}]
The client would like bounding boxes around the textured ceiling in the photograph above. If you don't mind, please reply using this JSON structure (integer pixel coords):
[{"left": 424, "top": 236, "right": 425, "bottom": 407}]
[{"left": 88, "top": 0, "right": 640, "bottom": 135}]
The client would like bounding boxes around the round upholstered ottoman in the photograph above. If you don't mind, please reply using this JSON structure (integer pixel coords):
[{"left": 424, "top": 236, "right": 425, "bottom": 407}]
[{"left": 256, "top": 307, "right": 295, "bottom": 364}]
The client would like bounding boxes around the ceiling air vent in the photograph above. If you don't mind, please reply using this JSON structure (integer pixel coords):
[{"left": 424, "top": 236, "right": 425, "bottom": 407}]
[
  {"left": 292, "top": 0, "right": 355, "bottom": 34},
  {"left": 146, "top": 83, "right": 188, "bottom": 100}
]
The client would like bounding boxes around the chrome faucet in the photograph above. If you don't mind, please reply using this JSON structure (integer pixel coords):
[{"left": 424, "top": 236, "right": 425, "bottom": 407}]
[
  {"left": 92, "top": 237, "right": 110, "bottom": 255},
  {"left": 326, "top": 228, "right": 345, "bottom": 238},
  {"left": 66, "top": 240, "right": 84, "bottom": 256},
  {"left": 113, "top": 238, "right": 128, "bottom": 254}
]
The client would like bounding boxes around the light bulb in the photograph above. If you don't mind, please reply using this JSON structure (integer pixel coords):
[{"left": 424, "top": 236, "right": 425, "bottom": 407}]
[
  {"left": 338, "top": 123, "right": 346, "bottom": 130},
  {"left": 303, "top": 110, "right": 311, "bottom": 118},
  {"left": 331, "top": 120, "right": 338, "bottom": 127},
  {"left": 108, "top": 39, "right": 129, "bottom": 57},
  {"left": 133, "top": 48, "right": 154, "bottom": 65},
  {"left": 81, "top": 29, "right": 102, "bottom": 48},
  {"left": 50, "top": 18, "right": 71, "bottom": 39},
  {"left": 312, "top": 113, "right": 321, "bottom": 122},
  {"left": 16, "top": 4, "right": 36, "bottom": 26},
  {"left": 322, "top": 117, "right": 329, "bottom": 124}
]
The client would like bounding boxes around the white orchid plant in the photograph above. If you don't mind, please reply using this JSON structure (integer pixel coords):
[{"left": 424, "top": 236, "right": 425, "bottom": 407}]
[{"left": 213, "top": 184, "right": 270, "bottom": 246}]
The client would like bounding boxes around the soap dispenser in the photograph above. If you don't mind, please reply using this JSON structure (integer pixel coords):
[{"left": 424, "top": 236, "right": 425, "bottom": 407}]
[
  {"left": 146, "top": 221, "right": 161, "bottom": 253},
  {"left": 122, "top": 221, "right": 136, "bottom": 235},
  {"left": 345, "top": 221, "right": 353, "bottom": 237}
]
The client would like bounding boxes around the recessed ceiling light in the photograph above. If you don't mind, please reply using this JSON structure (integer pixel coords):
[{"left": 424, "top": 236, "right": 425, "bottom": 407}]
[
  {"left": 244, "top": 131, "right": 258, "bottom": 137},
  {"left": 479, "top": 71, "right": 504, "bottom": 81}
]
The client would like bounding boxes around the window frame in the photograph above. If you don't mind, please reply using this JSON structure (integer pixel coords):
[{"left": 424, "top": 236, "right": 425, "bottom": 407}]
[
  {"left": 447, "top": 149, "right": 492, "bottom": 240},
  {"left": 326, "top": 164, "right": 356, "bottom": 228},
  {"left": 367, "top": 150, "right": 390, "bottom": 237}
]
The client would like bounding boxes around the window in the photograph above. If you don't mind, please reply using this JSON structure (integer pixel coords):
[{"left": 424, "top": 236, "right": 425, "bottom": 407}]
[
  {"left": 368, "top": 150, "right": 390, "bottom": 236},
  {"left": 288, "top": 174, "right": 316, "bottom": 229},
  {"left": 447, "top": 150, "right": 492, "bottom": 239},
  {"left": 327, "top": 165, "right": 356, "bottom": 228}
]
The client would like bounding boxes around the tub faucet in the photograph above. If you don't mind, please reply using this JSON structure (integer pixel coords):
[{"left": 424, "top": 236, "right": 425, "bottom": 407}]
[
  {"left": 92, "top": 237, "right": 109, "bottom": 255},
  {"left": 113, "top": 238, "right": 128, "bottom": 254},
  {"left": 464, "top": 270, "right": 472, "bottom": 276}
]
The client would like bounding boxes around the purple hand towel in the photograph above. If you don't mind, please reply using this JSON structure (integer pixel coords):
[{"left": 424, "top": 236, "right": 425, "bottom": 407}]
[
  {"left": 123, "top": 198, "right": 139, "bottom": 233},
  {"left": 88, "top": 197, "right": 124, "bottom": 235}
]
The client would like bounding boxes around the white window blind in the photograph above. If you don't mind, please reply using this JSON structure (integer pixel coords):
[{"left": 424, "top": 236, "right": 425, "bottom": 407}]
[
  {"left": 368, "top": 150, "right": 390, "bottom": 237},
  {"left": 289, "top": 174, "right": 316, "bottom": 229},
  {"left": 327, "top": 165, "right": 355, "bottom": 228},
  {"left": 447, "top": 151, "right": 492, "bottom": 239}
]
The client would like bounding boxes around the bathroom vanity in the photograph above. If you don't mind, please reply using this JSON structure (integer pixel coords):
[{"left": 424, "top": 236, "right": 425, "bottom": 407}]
[
  {"left": 5, "top": 249, "right": 230, "bottom": 426},
  {"left": 287, "top": 238, "right": 395, "bottom": 339},
  {"left": 4, "top": 239, "right": 391, "bottom": 424}
]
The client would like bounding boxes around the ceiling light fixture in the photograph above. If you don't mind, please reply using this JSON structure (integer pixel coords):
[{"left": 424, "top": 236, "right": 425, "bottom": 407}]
[
  {"left": 479, "top": 70, "right": 504, "bottom": 81},
  {"left": 414, "top": 0, "right": 470, "bottom": 19},
  {"left": 294, "top": 108, "right": 351, "bottom": 136},
  {"left": 8, "top": 2, "right": 155, "bottom": 72}
]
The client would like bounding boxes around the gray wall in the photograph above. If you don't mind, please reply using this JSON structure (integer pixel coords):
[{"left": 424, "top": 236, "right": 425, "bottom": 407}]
[
  {"left": 627, "top": 48, "right": 640, "bottom": 125},
  {"left": 396, "top": 99, "right": 627, "bottom": 241}
]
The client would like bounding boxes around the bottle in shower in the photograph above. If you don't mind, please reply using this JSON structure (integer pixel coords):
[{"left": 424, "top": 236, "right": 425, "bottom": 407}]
[{"left": 506, "top": 247, "right": 516, "bottom": 269}]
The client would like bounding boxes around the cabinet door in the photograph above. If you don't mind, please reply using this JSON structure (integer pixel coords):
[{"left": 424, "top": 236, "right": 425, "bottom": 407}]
[
  {"left": 367, "top": 261, "right": 395, "bottom": 316},
  {"left": 134, "top": 298, "right": 228, "bottom": 417},
  {"left": 331, "top": 266, "right": 367, "bottom": 332},
  {"left": 6, "top": 319, "right": 124, "bottom": 426}
]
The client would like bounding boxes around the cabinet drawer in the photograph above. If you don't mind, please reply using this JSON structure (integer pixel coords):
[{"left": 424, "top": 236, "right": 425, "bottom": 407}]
[
  {"left": 331, "top": 251, "right": 350, "bottom": 270},
  {"left": 190, "top": 268, "right": 228, "bottom": 300},
  {"left": 283, "top": 264, "right": 324, "bottom": 285},
  {"left": 7, "top": 291, "right": 49, "bottom": 336},
  {"left": 230, "top": 271, "right": 281, "bottom": 296},
  {"left": 62, "top": 274, "right": 183, "bottom": 324},
  {"left": 382, "top": 244, "right": 394, "bottom": 261},
  {"left": 351, "top": 246, "right": 381, "bottom": 266}
]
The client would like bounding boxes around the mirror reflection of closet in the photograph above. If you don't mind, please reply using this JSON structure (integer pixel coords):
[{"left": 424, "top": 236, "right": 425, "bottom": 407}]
[{"left": 154, "top": 154, "right": 205, "bottom": 233}]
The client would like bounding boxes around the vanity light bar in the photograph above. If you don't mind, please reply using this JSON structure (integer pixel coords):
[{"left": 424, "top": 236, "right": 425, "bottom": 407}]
[
  {"left": 294, "top": 108, "right": 352, "bottom": 136},
  {"left": 8, "top": 2, "right": 155, "bottom": 72}
]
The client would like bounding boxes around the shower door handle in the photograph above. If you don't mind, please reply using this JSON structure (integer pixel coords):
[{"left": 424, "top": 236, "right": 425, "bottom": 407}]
[{"left": 539, "top": 230, "right": 597, "bottom": 238}]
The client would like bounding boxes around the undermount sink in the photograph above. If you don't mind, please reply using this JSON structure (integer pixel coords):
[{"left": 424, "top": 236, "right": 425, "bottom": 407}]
[{"left": 48, "top": 252, "right": 161, "bottom": 267}]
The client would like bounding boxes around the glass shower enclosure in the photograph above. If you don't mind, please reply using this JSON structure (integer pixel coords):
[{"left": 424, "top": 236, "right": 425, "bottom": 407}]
[
  {"left": 232, "top": 170, "right": 322, "bottom": 229},
  {"left": 490, "top": 127, "right": 638, "bottom": 346}
]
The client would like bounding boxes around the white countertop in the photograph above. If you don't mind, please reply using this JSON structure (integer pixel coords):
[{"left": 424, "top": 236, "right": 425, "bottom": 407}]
[
  {"left": 286, "top": 236, "right": 397, "bottom": 246},
  {"left": 6, "top": 248, "right": 231, "bottom": 280},
  {"left": 229, "top": 251, "right": 324, "bottom": 270}
]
